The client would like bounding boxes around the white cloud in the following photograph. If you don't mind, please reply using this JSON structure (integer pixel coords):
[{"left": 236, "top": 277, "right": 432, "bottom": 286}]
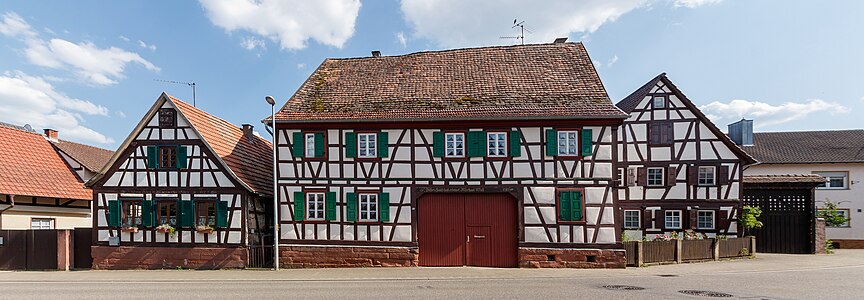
[
  {"left": 396, "top": 31, "right": 407, "bottom": 47},
  {"left": 673, "top": 0, "right": 722, "bottom": 8},
  {"left": 0, "top": 12, "right": 36, "bottom": 38},
  {"left": 240, "top": 36, "right": 266, "bottom": 50},
  {"left": 608, "top": 55, "right": 619, "bottom": 67},
  {"left": 119, "top": 35, "right": 130, "bottom": 42},
  {"left": 137, "top": 40, "right": 157, "bottom": 51},
  {"left": 296, "top": 63, "right": 306, "bottom": 69},
  {"left": 199, "top": 0, "right": 362, "bottom": 50},
  {"left": 400, "top": 0, "right": 647, "bottom": 48},
  {"left": 700, "top": 99, "right": 849, "bottom": 128},
  {"left": 0, "top": 71, "right": 113, "bottom": 144}
]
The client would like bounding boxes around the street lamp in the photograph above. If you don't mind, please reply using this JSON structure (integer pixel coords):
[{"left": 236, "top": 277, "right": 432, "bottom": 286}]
[{"left": 265, "top": 95, "right": 279, "bottom": 270}]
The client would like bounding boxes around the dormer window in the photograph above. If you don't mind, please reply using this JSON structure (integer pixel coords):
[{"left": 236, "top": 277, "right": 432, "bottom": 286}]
[{"left": 158, "top": 108, "right": 176, "bottom": 128}]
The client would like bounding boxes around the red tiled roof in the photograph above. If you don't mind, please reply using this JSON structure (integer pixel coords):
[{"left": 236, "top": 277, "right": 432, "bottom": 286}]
[
  {"left": 743, "top": 130, "right": 864, "bottom": 164},
  {"left": 50, "top": 139, "right": 114, "bottom": 173},
  {"left": 270, "top": 42, "right": 627, "bottom": 122},
  {"left": 171, "top": 96, "right": 273, "bottom": 196},
  {"left": 743, "top": 174, "right": 827, "bottom": 184},
  {"left": 0, "top": 125, "right": 92, "bottom": 200}
]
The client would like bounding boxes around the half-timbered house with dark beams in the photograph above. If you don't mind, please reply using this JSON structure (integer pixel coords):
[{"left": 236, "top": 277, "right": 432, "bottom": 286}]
[
  {"left": 86, "top": 93, "right": 272, "bottom": 269},
  {"left": 615, "top": 73, "right": 756, "bottom": 239},
  {"left": 267, "top": 40, "right": 629, "bottom": 268}
]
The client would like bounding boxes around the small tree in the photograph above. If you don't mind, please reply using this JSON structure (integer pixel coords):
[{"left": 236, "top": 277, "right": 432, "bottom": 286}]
[
  {"left": 740, "top": 205, "right": 763, "bottom": 236},
  {"left": 818, "top": 200, "right": 850, "bottom": 228}
]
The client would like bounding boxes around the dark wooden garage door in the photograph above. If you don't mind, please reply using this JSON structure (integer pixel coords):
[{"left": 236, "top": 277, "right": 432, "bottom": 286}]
[
  {"left": 418, "top": 193, "right": 518, "bottom": 267},
  {"left": 743, "top": 189, "right": 814, "bottom": 254}
]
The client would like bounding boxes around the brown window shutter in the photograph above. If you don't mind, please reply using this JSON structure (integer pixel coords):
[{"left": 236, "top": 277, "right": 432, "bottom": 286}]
[
  {"left": 663, "top": 123, "right": 674, "bottom": 144},
  {"left": 627, "top": 167, "right": 637, "bottom": 186},
  {"left": 689, "top": 209, "right": 698, "bottom": 229},
  {"left": 688, "top": 165, "right": 698, "bottom": 185},
  {"left": 666, "top": 166, "right": 677, "bottom": 187},
  {"left": 658, "top": 210, "right": 666, "bottom": 230},
  {"left": 642, "top": 209, "right": 652, "bottom": 229},
  {"left": 648, "top": 123, "right": 659, "bottom": 145},
  {"left": 717, "top": 209, "right": 729, "bottom": 232},
  {"left": 637, "top": 167, "right": 647, "bottom": 186},
  {"left": 718, "top": 166, "right": 730, "bottom": 185}
]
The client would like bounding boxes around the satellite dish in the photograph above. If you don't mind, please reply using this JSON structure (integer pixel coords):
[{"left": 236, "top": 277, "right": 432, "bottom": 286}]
[{"left": 23, "top": 124, "right": 33, "bottom": 132}]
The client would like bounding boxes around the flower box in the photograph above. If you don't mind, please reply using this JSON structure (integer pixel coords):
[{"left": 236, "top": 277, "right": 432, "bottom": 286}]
[
  {"left": 121, "top": 227, "right": 139, "bottom": 233},
  {"left": 155, "top": 224, "right": 176, "bottom": 236},
  {"left": 196, "top": 226, "right": 214, "bottom": 234}
]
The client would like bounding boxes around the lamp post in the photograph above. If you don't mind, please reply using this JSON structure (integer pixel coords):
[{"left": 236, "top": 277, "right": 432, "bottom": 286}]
[{"left": 265, "top": 95, "right": 279, "bottom": 270}]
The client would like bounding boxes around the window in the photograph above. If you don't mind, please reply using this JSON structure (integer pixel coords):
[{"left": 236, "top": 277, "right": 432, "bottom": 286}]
[
  {"left": 648, "top": 122, "right": 674, "bottom": 145},
  {"left": 306, "top": 192, "right": 326, "bottom": 220},
  {"left": 618, "top": 168, "right": 626, "bottom": 187},
  {"left": 557, "top": 130, "right": 579, "bottom": 156},
  {"left": 652, "top": 96, "right": 666, "bottom": 108},
  {"left": 665, "top": 210, "right": 682, "bottom": 229},
  {"left": 445, "top": 133, "right": 465, "bottom": 157},
  {"left": 487, "top": 132, "right": 507, "bottom": 157},
  {"left": 158, "top": 108, "right": 176, "bottom": 128},
  {"left": 358, "top": 193, "right": 379, "bottom": 222},
  {"left": 122, "top": 200, "right": 143, "bottom": 227},
  {"left": 624, "top": 210, "right": 640, "bottom": 229},
  {"left": 357, "top": 133, "right": 378, "bottom": 158},
  {"left": 159, "top": 146, "right": 177, "bottom": 169},
  {"left": 157, "top": 201, "right": 177, "bottom": 226},
  {"left": 305, "top": 133, "right": 316, "bottom": 158},
  {"left": 698, "top": 166, "right": 716, "bottom": 186},
  {"left": 196, "top": 201, "right": 217, "bottom": 227},
  {"left": 147, "top": 146, "right": 186, "bottom": 169},
  {"left": 697, "top": 210, "right": 715, "bottom": 229},
  {"left": 557, "top": 190, "right": 584, "bottom": 222},
  {"left": 818, "top": 208, "right": 851, "bottom": 228},
  {"left": 814, "top": 172, "right": 848, "bottom": 189},
  {"left": 30, "top": 218, "right": 54, "bottom": 230},
  {"left": 647, "top": 167, "right": 665, "bottom": 186}
]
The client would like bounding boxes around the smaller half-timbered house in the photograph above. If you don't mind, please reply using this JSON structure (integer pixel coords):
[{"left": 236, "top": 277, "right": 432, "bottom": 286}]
[
  {"left": 615, "top": 74, "right": 756, "bottom": 239},
  {"left": 87, "top": 93, "right": 272, "bottom": 269}
]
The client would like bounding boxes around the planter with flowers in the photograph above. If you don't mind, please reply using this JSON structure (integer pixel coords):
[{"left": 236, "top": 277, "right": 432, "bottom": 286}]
[
  {"left": 156, "top": 224, "right": 176, "bottom": 236},
  {"left": 121, "top": 226, "right": 139, "bottom": 233},
  {"left": 196, "top": 225, "right": 214, "bottom": 234}
]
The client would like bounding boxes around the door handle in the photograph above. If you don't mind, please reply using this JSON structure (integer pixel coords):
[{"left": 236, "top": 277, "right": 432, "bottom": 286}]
[
  {"left": 466, "top": 235, "right": 470, "bottom": 243},
  {"left": 474, "top": 235, "right": 486, "bottom": 239}
]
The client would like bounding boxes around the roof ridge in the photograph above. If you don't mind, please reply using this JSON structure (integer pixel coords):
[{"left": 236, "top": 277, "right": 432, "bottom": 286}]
[
  {"left": 754, "top": 129, "right": 864, "bottom": 134},
  {"left": 169, "top": 95, "right": 273, "bottom": 146},
  {"left": 0, "top": 121, "right": 42, "bottom": 135},
  {"left": 53, "top": 138, "right": 114, "bottom": 152},
  {"left": 328, "top": 42, "right": 583, "bottom": 61}
]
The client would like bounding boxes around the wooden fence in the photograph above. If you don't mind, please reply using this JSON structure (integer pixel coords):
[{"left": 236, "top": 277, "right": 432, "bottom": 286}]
[{"left": 625, "top": 237, "right": 755, "bottom": 267}]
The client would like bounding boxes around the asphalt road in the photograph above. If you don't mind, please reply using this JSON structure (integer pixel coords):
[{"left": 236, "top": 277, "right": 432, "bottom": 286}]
[{"left": 1, "top": 250, "right": 863, "bottom": 299}]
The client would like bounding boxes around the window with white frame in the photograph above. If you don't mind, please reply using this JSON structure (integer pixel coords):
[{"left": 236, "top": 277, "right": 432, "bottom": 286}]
[
  {"left": 665, "top": 210, "right": 682, "bottom": 229},
  {"left": 304, "top": 133, "right": 316, "bottom": 158},
  {"left": 358, "top": 193, "right": 379, "bottom": 222},
  {"left": 697, "top": 210, "right": 715, "bottom": 229},
  {"left": 698, "top": 166, "right": 716, "bottom": 186},
  {"left": 618, "top": 168, "right": 626, "bottom": 187},
  {"left": 624, "top": 210, "right": 640, "bottom": 229},
  {"left": 305, "top": 192, "right": 325, "bottom": 220},
  {"left": 30, "top": 218, "right": 54, "bottom": 230},
  {"left": 652, "top": 96, "right": 666, "bottom": 108},
  {"left": 357, "top": 133, "right": 377, "bottom": 158},
  {"left": 557, "top": 130, "right": 579, "bottom": 156},
  {"left": 647, "top": 167, "right": 665, "bottom": 186},
  {"left": 814, "top": 172, "right": 848, "bottom": 189},
  {"left": 445, "top": 133, "right": 465, "bottom": 157},
  {"left": 487, "top": 132, "right": 507, "bottom": 157}
]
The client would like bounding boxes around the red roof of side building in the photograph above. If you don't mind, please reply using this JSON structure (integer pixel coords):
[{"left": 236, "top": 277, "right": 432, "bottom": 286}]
[
  {"left": 269, "top": 42, "right": 627, "bottom": 122},
  {"left": 0, "top": 124, "right": 92, "bottom": 200},
  {"left": 50, "top": 139, "right": 114, "bottom": 173}
]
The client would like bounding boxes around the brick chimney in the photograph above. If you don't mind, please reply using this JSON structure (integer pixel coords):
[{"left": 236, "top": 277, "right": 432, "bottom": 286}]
[
  {"left": 242, "top": 124, "right": 254, "bottom": 143},
  {"left": 44, "top": 129, "right": 58, "bottom": 142},
  {"left": 371, "top": 50, "right": 381, "bottom": 58}
]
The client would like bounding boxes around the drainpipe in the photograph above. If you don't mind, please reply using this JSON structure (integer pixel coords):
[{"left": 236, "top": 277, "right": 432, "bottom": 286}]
[{"left": 0, "top": 195, "right": 15, "bottom": 229}]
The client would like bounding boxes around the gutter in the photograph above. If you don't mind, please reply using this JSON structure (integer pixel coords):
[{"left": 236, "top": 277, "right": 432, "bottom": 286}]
[{"left": 0, "top": 195, "right": 15, "bottom": 229}]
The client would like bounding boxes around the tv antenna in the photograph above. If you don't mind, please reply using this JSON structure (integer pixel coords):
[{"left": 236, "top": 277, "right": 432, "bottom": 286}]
[
  {"left": 154, "top": 79, "right": 197, "bottom": 106},
  {"left": 500, "top": 19, "right": 532, "bottom": 45}
]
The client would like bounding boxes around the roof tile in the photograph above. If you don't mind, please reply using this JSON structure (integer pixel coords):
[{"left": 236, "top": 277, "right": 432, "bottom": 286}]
[{"left": 0, "top": 125, "right": 91, "bottom": 200}]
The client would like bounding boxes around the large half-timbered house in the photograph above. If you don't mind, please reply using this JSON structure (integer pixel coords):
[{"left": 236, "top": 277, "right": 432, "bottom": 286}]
[
  {"left": 87, "top": 93, "right": 272, "bottom": 269},
  {"left": 615, "top": 74, "right": 755, "bottom": 239},
  {"left": 268, "top": 41, "right": 629, "bottom": 268}
]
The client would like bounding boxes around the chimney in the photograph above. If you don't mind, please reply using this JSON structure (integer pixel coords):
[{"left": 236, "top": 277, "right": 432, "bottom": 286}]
[
  {"left": 727, "top": 119, "right": 753, "bottom": 146},
  {"left": 553, "top": 37, "right": 568, "bottom": 44},
  {"left": 242, "top": 124, "right": 255, "bottom": 143},
  {"left": 44, "top": 129, "right": 58, "bottom": 142},
  {"left": 371, "top": 51, "right": 381, "bottom": 58}
]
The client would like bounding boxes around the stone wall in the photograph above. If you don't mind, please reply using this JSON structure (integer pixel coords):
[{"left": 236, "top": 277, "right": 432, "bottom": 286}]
[
  {"left": 815, "top": 218, "right": 827, "bottom": 254},
  {"left": 518, "top": 248, "right": 626, "bottom": 268},
  {"left": 280, "top": 246, "right": 419, "bottom": 268},
  {"left": 91, "top": 246, "right": 247, "bottom": 269}
]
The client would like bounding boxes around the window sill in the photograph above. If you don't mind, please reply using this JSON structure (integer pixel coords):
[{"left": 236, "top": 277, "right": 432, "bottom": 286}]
[{"left": 558, "top": 221, "right": 586, "bottom": 225}]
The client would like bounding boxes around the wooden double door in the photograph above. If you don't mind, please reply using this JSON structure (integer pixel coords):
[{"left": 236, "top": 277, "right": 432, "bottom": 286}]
[{"left": 418, "top": 193, "right": 518, "bottom": 267}]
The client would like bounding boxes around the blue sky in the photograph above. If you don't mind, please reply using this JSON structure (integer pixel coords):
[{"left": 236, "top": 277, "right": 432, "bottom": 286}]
[{"left": 0, "top": 0, "right": 861, "bottom": 149}]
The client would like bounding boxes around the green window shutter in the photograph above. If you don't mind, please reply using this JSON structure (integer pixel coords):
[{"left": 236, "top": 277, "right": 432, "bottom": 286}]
[
  {"left": 215, "top": 201, "right": 228, "bottom": 228},
  {"left": 179, "top": 200, "right": 194, "bottom": 227},
  {"left": 314, "top": 133, "right": 325, "bottom": 157},
  {"left": 293, "top": 192, "right": 305, "bottom": 221},
  {"left": 325, "top": 192, "right": 337, "bottom": 221},
  {"left": 559, "top": 191, "right": 571, "bottom": 221},
  {"left": 467, "top": 131, "right": 486, "bottom": 157},
  {"left": 378, "top": 131, "right": 389, "bottom": 158},
  {"left": 379, "top": 193, "right": 390, "bottom": 222},
  {"left": 292, "top": 132, "right": 304, "bottom": 158},
  {"left": 107, "top": 200, "right": 121, "bottom": 227},
  {"left": 346, "top": 193, "right": 358, "bottom": 222},
  {"left": 581, "top": 129, "right": 593, "bottom": 156},
  {"left": 545, "top": 129, "right": 558, "bottom": 156},
  {"left": 141, "top": 200, "right": 154, "bottom": 227},
  {"left": 572, "top": 191, "right": 583, "bottom": 221},
  {"left": 432, "top": 131, "right": 445, "bottom": 157},
  {"left": 345, "top": 132, "right": 357, "bottom": 158},
  {"left": 146, "top": 146, "right": 158, "bottom": 168},
  {"left": 176, "top": 145, "right": 188, "bottom": 168},
  {"left": 509, "top": 130, "right": 521, "bottom": 157}
]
